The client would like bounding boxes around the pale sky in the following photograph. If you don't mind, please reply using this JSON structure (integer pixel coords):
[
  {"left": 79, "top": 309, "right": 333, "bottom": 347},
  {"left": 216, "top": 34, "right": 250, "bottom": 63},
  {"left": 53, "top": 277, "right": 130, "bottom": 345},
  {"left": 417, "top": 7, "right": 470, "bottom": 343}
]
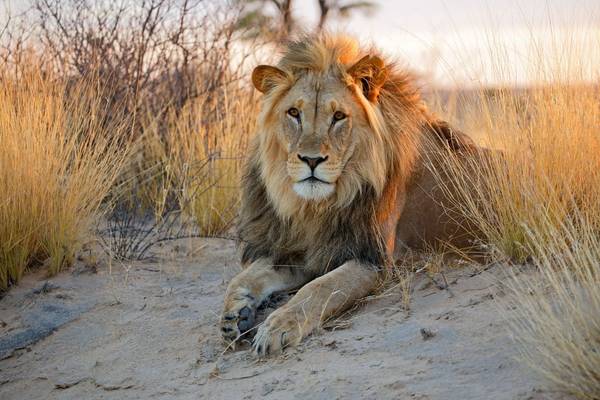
[
  {"left": 294, "top": 0, "right": 600, "bottom": 86},
  {"left": 2, "top": 0, "right": 598, "bottom": 86}
]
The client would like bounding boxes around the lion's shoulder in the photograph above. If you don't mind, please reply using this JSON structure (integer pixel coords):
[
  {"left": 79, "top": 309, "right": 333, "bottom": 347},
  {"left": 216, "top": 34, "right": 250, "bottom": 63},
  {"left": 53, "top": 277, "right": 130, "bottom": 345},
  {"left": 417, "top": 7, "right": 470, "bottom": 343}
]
[{"left": 424, "top": 119, "right": 478, "bottom": 152}]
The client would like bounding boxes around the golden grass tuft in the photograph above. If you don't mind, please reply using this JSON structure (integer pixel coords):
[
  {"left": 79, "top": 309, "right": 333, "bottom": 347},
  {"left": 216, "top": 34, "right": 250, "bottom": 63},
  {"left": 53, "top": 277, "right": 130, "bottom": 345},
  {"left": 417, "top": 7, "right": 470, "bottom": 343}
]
[
  {"left": 135, "top": 83, "right": 257, "bottom": 236},
  {"left": 429, "top": 25, "right": 600, "bottom": 399},
  {"left": 431, "top": 83, "right": 600, "bottom": 262},
  {"left": 0, "top": 68, "right": 129, "bottom": 290},
  {"left": 508, "top": 216, "right": 600, "bottom": 399}
]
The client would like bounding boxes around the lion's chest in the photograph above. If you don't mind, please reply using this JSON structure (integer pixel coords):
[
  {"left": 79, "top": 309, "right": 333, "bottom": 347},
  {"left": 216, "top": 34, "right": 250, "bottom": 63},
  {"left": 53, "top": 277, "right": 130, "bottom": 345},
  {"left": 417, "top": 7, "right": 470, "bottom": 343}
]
[{"left": 269, "top": 212, "right": 330, "bottom": 266}]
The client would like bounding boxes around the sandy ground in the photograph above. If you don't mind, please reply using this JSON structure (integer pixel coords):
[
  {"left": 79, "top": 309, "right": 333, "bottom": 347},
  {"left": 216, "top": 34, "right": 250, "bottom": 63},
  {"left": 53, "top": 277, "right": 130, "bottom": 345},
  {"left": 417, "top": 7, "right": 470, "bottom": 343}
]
[{"left": 0, "top": 238, "right": 563, "bottom": 400}]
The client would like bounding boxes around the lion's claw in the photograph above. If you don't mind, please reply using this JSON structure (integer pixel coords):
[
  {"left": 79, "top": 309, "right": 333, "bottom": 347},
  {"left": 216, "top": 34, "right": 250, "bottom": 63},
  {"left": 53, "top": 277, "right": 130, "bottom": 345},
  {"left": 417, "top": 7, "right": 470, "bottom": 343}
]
[
  {"left": 252, "top": 307, "right": 307, "bottom": 356},
  {"left": 220, "top": 314, "right": 241, "bottom": 343}
]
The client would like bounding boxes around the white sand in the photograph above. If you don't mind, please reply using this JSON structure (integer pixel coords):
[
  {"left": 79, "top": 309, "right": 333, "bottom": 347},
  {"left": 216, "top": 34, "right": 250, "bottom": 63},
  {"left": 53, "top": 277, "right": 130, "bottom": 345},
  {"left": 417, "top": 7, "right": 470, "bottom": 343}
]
[{"left": 0, "top": 239, "right": 562, "bottom": 399}]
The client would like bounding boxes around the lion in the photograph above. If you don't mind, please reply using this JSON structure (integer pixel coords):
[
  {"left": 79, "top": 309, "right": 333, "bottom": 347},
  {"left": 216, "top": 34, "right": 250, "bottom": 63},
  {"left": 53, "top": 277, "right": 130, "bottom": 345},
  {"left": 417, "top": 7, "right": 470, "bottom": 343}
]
[{"left": 220, "top": 34, "right": 485, "bottom": 356}]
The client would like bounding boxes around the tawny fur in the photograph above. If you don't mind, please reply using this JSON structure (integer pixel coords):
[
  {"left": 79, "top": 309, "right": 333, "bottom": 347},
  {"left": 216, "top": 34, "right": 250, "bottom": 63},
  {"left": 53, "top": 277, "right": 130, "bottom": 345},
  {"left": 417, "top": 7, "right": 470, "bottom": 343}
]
[{"left": 221, "top": 34, "right": 486, "bottom": 356}]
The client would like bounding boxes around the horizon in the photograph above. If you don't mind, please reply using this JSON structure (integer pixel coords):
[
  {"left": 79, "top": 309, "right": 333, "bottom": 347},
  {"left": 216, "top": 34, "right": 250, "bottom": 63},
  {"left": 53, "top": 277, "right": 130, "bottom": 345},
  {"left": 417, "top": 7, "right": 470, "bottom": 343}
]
[
  {"left": 294, "top": 0, "right": 600, "bottom": 86},
  {"left": 2, "top": 0, "right": 599, "bottom": 86}
]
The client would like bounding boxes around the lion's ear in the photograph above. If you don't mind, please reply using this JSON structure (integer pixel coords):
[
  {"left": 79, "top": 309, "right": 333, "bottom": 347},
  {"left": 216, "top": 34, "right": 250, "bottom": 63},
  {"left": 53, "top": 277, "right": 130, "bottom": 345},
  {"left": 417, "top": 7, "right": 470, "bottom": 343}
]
[
  {"left": 347, "top": 55, "right": 389, "bottom": 102},
  {"left": 252, "top": 65, "right": 288, "bottom": 93}
]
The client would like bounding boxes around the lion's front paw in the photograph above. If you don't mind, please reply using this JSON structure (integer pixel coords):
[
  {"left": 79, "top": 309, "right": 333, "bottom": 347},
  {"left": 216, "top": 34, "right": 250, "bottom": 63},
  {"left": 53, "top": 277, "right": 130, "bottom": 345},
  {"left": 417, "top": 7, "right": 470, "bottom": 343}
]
[
  {"left": 221, "top": 289, "right": 256, "bottom": 345},
  {"left": 252, "top": 307, "right": 313, "bottom": 356}
]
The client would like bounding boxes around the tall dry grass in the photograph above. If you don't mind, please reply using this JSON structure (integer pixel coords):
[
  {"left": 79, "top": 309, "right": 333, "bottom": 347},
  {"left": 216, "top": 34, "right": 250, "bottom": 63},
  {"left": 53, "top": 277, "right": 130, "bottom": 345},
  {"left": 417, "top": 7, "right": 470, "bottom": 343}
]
[
  {"left": 433, "top": 83, "right": 600, "bottom": 261},
  {"left": 0, "top": 69, "right": 129, "bottom": 290},
  {"left": 98, "top": 78, "right": 257, "bottom": 261},
  {"left": 508, "top": 215, "right": 600, "bottom": 399},
  {"left": 138, "top": 87, "right": 256, "bottom": 236},
  {"left": 430, "top": 25, "right": 600, "bottom": 399}
]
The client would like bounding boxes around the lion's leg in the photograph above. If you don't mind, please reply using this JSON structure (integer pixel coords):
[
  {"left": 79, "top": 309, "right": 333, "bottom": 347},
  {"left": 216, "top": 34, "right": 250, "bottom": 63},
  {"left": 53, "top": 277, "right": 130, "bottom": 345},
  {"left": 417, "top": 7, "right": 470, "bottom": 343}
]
[
  {"left": 221, "top": 258, "right": 311, "bottom": 344},
  {"left": 252, "top": 260, "right": 379, "bottom": 356}
]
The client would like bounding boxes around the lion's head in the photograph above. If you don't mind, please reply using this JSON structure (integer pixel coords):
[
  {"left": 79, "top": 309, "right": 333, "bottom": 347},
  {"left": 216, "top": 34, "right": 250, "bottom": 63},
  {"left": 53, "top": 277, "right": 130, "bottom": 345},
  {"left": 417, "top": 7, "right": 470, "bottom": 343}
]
[{"left": 250, "top": 35, "right": 425, "bottom": 219}]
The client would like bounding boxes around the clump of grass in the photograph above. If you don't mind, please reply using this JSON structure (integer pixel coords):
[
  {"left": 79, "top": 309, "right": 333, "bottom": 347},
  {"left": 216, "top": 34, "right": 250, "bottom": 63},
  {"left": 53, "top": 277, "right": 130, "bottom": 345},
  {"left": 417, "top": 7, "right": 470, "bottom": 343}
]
[
  {"left": 102, "top": 79, "right": 257, "bottom": 261},
  {"left": 507, "top": 215, "right": 600, "bottom": 399},
  {"left": 0, "top": 68, "right": 129, "bottom": 290},
  {"left": 137, "top": 82, "right": 257, "bottom": 237},
  {"left": 431, "top": 82, "right": 600, "bottom": 262},
  {"left": 429, "top": 23, "right": 600, "bottom": 398}
]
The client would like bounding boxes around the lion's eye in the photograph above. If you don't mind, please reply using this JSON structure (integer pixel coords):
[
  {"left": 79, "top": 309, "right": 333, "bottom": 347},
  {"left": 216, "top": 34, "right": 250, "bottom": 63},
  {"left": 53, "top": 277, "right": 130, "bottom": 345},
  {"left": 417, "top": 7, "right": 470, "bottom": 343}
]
[
  {"left": 287, "top": 107, "right": 300, "bottom": 118},
  {"left": 333, "top": 111, "right": 346, "bottom": 122}
]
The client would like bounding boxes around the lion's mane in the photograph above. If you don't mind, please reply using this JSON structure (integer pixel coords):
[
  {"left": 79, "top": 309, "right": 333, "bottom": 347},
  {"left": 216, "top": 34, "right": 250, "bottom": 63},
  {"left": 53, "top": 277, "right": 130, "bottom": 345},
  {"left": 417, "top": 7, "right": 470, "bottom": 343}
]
[{"left": 238, "top": 34, "right": 455, "bottom": 275}]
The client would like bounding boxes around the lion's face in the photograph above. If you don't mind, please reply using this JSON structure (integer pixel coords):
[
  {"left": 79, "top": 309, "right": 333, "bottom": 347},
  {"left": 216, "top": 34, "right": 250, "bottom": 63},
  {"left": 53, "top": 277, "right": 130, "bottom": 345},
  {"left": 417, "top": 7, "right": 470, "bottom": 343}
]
[
  {"left": 252, "top": 54, "right": 391, "bottom": 212},
  {"left": 270, "top": 73, "right": 367, "bottom": 200}
]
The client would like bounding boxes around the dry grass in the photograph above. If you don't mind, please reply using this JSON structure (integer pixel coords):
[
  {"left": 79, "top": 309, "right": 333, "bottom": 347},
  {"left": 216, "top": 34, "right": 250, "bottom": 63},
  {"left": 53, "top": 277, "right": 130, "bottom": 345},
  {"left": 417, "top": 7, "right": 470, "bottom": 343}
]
[
  {"left": 0, "top": 0, "right": 258, "bottom": 262},
  {"left": 97, "top": 80, "right": 256, "bottom": 261},
  {"left": 508, "top": 216, "right": 600, "bottom": 399},
  {"left": 431, "top": 84, "right": 600, "bottom": 262},
  {"left": 429, "top": 26, "right": 600, "bottom": 399},
  {"left": 0, "top": 68, "right": 129, "bottom": 290},
  {"left": 135, "top": 82, "right": 257, "bottom": 236}
]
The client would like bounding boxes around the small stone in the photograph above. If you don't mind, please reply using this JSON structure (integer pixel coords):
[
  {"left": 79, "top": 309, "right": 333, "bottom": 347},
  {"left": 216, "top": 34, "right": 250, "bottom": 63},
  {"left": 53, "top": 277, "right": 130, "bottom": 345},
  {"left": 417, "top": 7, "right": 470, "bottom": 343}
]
[{"left": 420, "top": 328, "right": 436, "bottom": 340}]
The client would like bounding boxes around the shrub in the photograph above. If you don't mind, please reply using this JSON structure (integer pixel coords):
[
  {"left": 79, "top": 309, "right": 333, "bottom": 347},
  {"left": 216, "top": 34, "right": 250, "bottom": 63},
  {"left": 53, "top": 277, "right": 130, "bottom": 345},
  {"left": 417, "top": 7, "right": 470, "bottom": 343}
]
[{"left": 0, "top": 68, "right": 129, "bottom": 290}]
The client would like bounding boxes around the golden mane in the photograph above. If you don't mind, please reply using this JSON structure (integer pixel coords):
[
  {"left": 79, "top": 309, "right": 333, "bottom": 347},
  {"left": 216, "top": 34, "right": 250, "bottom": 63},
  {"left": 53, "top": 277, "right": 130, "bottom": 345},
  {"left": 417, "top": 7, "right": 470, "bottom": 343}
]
[{"left": 253, "top": 34, "right": 429, "bottom": 220}]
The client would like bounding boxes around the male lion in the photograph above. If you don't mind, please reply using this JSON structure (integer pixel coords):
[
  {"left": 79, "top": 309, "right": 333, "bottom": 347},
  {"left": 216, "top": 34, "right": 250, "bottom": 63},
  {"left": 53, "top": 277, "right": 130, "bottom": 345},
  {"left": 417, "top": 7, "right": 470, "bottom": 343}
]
[{"left": 221, "top": 34, "right": 483, "bottom": 356}]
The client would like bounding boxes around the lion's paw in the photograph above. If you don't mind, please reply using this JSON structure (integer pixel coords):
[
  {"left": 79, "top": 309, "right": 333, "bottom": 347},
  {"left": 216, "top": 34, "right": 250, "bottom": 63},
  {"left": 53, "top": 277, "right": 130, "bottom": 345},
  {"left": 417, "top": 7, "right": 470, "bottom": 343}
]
[
  {"left": 252, "top": 307, "right": 311, "bottom": 356},
  {"left": 220, "top": 288, "right": 256, "bottom": 345}
]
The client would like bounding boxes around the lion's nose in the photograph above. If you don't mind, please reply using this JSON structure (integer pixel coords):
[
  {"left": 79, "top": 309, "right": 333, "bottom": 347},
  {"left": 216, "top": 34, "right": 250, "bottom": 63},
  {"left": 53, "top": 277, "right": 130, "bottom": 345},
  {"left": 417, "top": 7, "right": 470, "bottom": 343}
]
[{"left": 298, "top": 154, "right": 328, "bottom": 170}]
